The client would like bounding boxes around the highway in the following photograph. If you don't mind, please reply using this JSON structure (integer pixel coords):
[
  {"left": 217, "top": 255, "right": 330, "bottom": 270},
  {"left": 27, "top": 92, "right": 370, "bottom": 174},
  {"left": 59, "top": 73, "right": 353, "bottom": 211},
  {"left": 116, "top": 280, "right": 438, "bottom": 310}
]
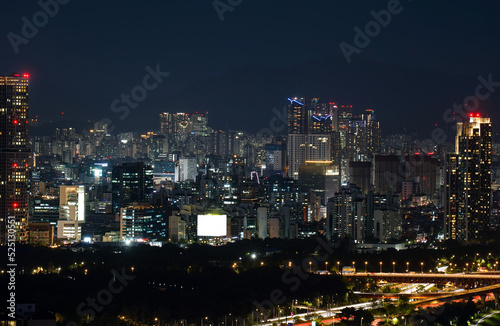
[{"left": 260, "top": 302, "right": 377, "bottom": 326}]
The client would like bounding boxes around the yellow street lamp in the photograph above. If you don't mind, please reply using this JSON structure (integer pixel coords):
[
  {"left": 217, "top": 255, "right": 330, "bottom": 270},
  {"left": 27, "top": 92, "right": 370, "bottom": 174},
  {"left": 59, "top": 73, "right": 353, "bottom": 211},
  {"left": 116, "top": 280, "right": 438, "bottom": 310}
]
[{"left": 379, "top": 261, "right": 382, "bottom": 273}]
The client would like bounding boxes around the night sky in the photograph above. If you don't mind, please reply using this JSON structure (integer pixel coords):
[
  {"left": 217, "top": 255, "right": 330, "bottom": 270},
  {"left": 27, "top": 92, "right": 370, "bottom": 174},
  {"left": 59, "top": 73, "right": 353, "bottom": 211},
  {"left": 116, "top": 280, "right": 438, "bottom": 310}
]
[{"left": 2, "top": 0, "right": 500, "bottom": 136}]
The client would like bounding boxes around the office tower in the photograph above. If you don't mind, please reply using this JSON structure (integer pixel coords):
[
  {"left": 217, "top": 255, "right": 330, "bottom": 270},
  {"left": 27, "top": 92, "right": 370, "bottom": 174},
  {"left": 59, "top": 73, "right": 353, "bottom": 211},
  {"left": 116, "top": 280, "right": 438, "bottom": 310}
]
[
  {"left": 445, "top": 115, "right": 492, "bottom": 242},
  {"left": 298, "top": 161, "right": 339, "bottom": 205},
  {"left": 372, "top": 155, "right": 402, "bottom": 194},
  {"left": 57, "top": 185, "right": 85, "bottom": 241},
  {"left": 287, "top": 97, "right": 307, "bottom": 134},
  {"left": 349, "top": 161, "right": 372, "bottom": 195},
  {"left": 179, "top": 158, "right": 197, "bottom": 181},
  {"left": 120, "top": 204, "right": 167, "bottom": 241},
  {"left": 0, "top": 74, "right": 30, "bottom": 243},
  {"left": 326, "top": 184, "right": 365, "bottom": 242},
  {"left": 112, "top": 162, "right": 154, "bottom": 212}
]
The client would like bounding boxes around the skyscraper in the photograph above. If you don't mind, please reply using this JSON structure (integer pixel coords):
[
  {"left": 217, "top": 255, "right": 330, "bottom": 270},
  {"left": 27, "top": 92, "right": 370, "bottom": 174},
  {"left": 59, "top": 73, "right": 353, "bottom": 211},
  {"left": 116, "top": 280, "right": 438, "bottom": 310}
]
[
  {"left": 445, "top": 114, "right": 492, "bottom": 242},
  {"left": 287, "top": 97, "right": 307, "bottom": 134},
  {"left": 0, "top": 74, "right": 30, "bottom": 243},
  {"left": 112, "top": 162, "right": 154, "bottom": 212}
]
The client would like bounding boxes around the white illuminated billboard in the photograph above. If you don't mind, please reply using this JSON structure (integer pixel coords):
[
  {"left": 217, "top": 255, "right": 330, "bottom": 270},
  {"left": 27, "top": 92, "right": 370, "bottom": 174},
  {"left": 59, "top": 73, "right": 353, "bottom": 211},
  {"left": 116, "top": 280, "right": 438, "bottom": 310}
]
[{"left": 197, "top": 215, "right": 227, "bottom": 237}]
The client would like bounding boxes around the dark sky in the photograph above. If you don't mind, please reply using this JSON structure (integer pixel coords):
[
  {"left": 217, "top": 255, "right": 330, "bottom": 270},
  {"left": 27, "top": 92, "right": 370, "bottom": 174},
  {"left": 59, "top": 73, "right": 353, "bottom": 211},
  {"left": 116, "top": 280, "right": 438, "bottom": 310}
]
[{"left": 2, "top": 0, "right": 500, "bottom": 133}]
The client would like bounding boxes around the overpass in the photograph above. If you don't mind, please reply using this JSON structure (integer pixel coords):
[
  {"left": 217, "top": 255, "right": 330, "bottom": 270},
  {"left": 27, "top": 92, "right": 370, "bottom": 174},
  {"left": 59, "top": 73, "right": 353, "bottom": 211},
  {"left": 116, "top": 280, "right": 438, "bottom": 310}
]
[{"left": 344, "top": 272, "right": 500, "bottom": 289}]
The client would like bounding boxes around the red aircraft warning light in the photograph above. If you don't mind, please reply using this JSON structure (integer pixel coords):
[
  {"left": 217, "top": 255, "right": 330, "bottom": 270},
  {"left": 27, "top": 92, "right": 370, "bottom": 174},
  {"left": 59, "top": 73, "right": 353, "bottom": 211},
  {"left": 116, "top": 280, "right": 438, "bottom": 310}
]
[
  {"left": 22, "top": 74, "right": 29, "bottom": 78},
  {"left": 13, "top": 203, "right": 18, "bottom": 208},
  {"left": 13, "top": 120, "right": 18, "bottom": 124}
]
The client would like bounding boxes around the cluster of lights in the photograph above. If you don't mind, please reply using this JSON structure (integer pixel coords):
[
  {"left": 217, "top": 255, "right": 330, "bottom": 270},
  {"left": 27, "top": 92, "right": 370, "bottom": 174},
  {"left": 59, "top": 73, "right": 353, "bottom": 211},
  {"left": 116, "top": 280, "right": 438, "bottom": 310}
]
[{"left": 469, "top": 113, "right": 481, "bottom": 117}]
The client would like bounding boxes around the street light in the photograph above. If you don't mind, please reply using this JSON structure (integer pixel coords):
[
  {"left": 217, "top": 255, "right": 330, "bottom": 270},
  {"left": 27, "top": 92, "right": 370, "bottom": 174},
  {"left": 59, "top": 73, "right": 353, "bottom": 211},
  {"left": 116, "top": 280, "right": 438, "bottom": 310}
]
[
  {"left": 309, "top": 261, "right": 312, "bottom": 273},
  {"left": 337, "top": 261, "right": 340, "bottom": 273},
  {"left": 326, "top": 261, "right": 329, "bottom": 271},
  {"left": 352, "top": 261, "right": 356, "bottom": 273},
  {"left": 361, "top": 316, "right": 364, "bottom": 326},
  {"left": 379, "top": 261, "right": 382, "bottom": 273},
  {"left": 392, "top": 262, "right": 396, "bottom": 273},
  {"left": 406, "top": 262, "right": 409, "bottom": 273},
  {"left": 365, "top": 261, "right": 368, "bottom": 273},
  {"left": 421, "top": 262, "right": 424, "bottom": 274},
  {"left": 466, "top": 262, "right": 469, "bottom": 274}
]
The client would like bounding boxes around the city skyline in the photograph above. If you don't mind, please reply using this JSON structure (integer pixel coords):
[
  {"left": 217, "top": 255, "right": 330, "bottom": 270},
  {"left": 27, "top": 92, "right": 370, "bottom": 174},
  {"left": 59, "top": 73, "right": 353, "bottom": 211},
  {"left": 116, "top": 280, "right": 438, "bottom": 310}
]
[{"left": 3, "top": 1, "right": 500, "bottom": 325}]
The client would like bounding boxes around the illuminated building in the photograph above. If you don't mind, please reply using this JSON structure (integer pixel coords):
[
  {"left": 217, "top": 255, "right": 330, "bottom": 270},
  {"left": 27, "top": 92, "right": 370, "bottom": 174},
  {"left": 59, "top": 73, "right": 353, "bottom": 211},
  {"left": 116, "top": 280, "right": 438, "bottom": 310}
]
[
  {"left": 0, "top": 73, "right": 30, "bottom": 243},
  {"left": 120, "top": 204, "right": 167, "bottom": 241},
  {"left": 374, "top": 208, "right": 402, "bottom": 243},
  {"left": 264, "top": 144, "right": 284, "bottom": 176},
  {"left": 299, "top": 161, "right": 339, "bottom": 205},
  {"left": 326, "top": 184, "right": 365, "bottom": 242},
  {"left": 179, "top": 158, "right": 197, "bottom": 181},
  {"left": 445, "top": 115, "right": 492, "bottom": 242},
  {"left": 112, "top": 162, "right": 154, "bottom": 212},
  {"left": 308, "top": 99, "right": 333, "bottom": 134},
  {"left": 57, "top": 185, "right": 85, "bottom": 241},
  {"left": 346, "top": 109, "right": 381, "bottom": 161},
  {"left": 287, "top": 134, "right": 331, "bottom": 179},
  {"left": 159, "top": 112, "right": 173, "bottom": 134},
  {"left": 287, "top": 97, "right": 307, "bottom": 134}
]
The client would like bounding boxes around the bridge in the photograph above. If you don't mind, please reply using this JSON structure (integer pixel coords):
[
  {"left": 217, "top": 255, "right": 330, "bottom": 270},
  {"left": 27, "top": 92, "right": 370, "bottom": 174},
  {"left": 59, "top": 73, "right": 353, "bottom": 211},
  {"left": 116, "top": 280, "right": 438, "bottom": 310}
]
[
  {"left": 344, "top": 272, "right": 500, "bottom": 307},
  {"left": 344, "top": 272, "right": 500, "bottom": 289}
]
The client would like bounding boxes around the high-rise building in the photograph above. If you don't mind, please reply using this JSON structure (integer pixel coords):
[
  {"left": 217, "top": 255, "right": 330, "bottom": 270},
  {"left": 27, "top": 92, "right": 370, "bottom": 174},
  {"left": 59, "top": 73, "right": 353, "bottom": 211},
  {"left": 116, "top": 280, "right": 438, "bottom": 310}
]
[
  {"left": 287, "top": 134, "right": 331, "bottom": 179},
  {"left": 403, "top": 153, "right": 440, "bottom": 199},
  {"left": 179, "top": 158, "right": 197, "bottom": 182},
  {"left": 57, "top": 185, "right": 85, "bottom": 241},
  {"left": 298, "top": 161, "right": 339, "bottom": 205},
  {"left": 445, "top": 115, "right": 492, "bottom": 242},
  {"left": 346, "top": 109, "right": 381, "bottom": 161},
  {"left": 159, "top": 112, "right": 173, "bottom": 134},
  {"left": 326, "top": 184, "right": 365, "bottom": 242},
  {"left": 287, "top": 97, "right": 307, "bottom": 134},
  {"left": 0, "top": 73, "right": 30, "bottom": 243},
  {"left": 308, "top": 99, "right": 333, "bottom": 134},
  {"left": 120, "top": 204, "right": 167, "bottom": 241},
  {"left": 372, "top": 155, "right": 401, "bottom": 194},
  {"left": 112, "top": 162, "right": 154, "bottom": 212},
  {"left": 349, "top": 161, "right": 372, "bottom": 195}
]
